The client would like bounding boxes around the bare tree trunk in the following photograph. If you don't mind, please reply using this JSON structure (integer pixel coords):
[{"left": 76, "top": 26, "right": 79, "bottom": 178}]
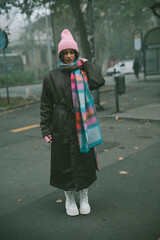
[{"left": 68, "top": 0, "right": 92, "bottom": 61}]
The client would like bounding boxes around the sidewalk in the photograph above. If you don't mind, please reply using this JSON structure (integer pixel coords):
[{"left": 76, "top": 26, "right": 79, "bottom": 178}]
[{"left": 98, "top": 77, "right": 160, "bottom": 122}]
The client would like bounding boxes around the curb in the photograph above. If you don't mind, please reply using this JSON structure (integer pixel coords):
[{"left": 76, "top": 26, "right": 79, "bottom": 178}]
[
  {"left": 0, "top": 99, "right": 40, "bottom": 113},
  {"left": 99, "top": 86, "right": 114, "bottom": 93},
  {"left": 97, "top": 114, "right": 160, "bottom": 124}
]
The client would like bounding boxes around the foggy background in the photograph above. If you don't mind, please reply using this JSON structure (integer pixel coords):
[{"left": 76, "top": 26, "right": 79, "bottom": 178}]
[{"left": 0, "top": 0, "right": 159, "bottom": 87}]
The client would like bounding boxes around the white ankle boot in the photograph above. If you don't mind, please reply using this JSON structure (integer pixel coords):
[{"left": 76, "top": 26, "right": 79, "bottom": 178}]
[
  {"left": 64, "top": 191, "right": 79, "bottom": 216},
  {"left": 79, "top": 188, "right": 91, "bottom": 214}
]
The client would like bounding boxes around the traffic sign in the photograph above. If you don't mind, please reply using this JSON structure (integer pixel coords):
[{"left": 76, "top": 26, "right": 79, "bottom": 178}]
[
  {"left": 133, "top": 29, "right": 142, "bottom": 51},
  {"left": 0, "top": 31, "right": 8, "bottom": 50}
]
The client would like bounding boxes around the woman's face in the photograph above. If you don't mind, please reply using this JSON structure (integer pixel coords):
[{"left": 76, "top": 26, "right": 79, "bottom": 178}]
[{"left": 63, "top": 49, "right": 76, "bottom": 64}]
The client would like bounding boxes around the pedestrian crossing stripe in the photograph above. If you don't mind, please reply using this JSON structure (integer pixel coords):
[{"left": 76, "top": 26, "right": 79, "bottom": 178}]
[{"left": 10, "top": 124, "right": 40, "bottom": 133}]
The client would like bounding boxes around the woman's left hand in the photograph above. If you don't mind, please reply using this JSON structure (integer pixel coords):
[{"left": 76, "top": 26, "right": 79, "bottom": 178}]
[{"left": 44, "top": 135, "right": 53, "bottom": 143}]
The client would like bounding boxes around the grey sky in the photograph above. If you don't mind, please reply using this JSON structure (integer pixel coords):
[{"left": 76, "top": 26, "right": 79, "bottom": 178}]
[{"left": 0, "top": 6, "right": 46, "bottom": 44}]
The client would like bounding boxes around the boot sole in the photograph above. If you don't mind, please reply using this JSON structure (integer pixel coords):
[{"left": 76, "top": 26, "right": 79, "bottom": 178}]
[
  {"left": 79, "top": 208, "right": 91, "bottom": 215},
  {"left": 66, "top": 209, "right": 79, "bottom": 216}
]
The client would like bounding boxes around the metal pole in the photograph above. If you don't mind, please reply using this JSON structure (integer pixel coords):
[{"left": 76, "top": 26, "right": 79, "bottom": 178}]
[
  {"left": 88, "top": 0, "right": 95, "bottom": 62},
  {"left": 28, "top": 16, "right": 38, "bottom": 81},
  {"left": 88, "top": 0, "right": 103, "bottom": 110},
  {"left": 114, "top": 79, "right": 119, "bottom": 112},
  {"left": 51, "top": 11, "right": 57, "bottom": 67},
  {"left": 3, "top": 49, "right": 9, "bottom": 104},
  {"left": 143, "top": 46, "right": 146, "bottom": 81},
  {"left": 49, "top": 0, "right": 57, "bottom": 67},
  {"left": 45, "top": 14, "right": 53, "bottom": 71}
]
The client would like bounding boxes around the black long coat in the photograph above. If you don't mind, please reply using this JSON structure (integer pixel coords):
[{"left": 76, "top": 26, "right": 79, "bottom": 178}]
[{"left": 40, "top": 61, "right": 105, "bottom": 191}]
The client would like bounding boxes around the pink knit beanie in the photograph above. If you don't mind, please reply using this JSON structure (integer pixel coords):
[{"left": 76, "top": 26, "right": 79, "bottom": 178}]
[{"left": 58, "top": 29, "right": 79, "bottom": 54}]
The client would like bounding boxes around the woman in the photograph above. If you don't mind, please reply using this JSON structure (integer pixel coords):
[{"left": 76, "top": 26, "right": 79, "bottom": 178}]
[
  {"left": 40, "top": 29, "right": 105, "bottom": 216},
  {"left": 133, "top": 57, "right": 140, "bottom": 80}
]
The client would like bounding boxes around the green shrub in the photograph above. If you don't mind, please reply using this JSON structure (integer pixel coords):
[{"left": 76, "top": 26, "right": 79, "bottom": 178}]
[
  {"left": 0, "top": 75, "right": 5, "bottom": 88},
  {"left": 23, "top": 70, "right": 34, "bottom": 84},
  {"left": 0, "top": 70, "right": 35, "bottom": 87}
]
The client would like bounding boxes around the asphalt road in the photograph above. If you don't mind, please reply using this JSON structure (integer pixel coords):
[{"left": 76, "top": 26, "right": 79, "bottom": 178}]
[{"left": 0, "top": 103, "right": 160, "bottom": 240}]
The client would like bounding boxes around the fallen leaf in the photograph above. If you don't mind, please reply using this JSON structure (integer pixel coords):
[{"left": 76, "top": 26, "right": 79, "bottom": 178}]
[
  {"left": 145, "top": 121, "right": 150, "bottom": 125},
  {"left": 115, "top": 116, "right": 119, "bottom": 120},
  {"left": 119, "top": 171, "right": 128, "bottom": 175},
  {"left": 104, "top": 149, "right": 108, "bottom": 152},
  {"left": 118, "top": 120, "right": 124, "bottom": 122},
  {"left": 17, "top": 199, "right": 22, "bottom": 202},
  {"left": 118, "top": 156, "right": 124, "bottom": 161},
  {"left": 100, "top": 101, "right": 106, "bottom": 105},
  {"left": 134, "top": 146, "right": 139, "bottom": 150},
  {"left": 109, "top": 126, "right": 114, "bottom": 129},
  {"left": 56, "top": 199, "right": 62, "bottom": 203}
]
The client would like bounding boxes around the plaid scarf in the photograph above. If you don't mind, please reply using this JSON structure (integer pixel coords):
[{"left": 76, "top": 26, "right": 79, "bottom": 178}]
[{"left": 58, "top": 59, "right": 103, "bottom": 154}]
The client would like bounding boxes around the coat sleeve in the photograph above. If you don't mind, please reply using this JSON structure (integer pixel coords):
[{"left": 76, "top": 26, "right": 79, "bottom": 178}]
[
  {"left": 40, "top": 75, "right": 53, "bottom": 138},
  {"left": 82, "top": 61, "right": 105, "bottom": 90}
]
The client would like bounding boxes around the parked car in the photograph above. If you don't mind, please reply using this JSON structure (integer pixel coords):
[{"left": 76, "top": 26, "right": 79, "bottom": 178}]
[{"left": 106, "top": 60, "right": 134, "bottom": 76}]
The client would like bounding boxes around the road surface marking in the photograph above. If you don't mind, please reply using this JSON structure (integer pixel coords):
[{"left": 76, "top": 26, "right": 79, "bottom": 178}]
[
  {"left": 0, "top": 108, "right": 22, "bottom": 115},
  {"left": 10, "top": 124, "right": 40, "bottom": 133}
]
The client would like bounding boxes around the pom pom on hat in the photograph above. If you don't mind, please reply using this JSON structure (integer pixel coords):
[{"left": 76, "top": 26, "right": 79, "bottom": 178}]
[{"left": 58, "top": 29, "right": 79, "bottom": 54}]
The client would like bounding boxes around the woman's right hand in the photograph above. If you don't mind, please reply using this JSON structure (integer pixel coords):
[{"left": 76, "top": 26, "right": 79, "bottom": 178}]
[{"left": 44, "top": 135, "right": 53, "bottom": 143}]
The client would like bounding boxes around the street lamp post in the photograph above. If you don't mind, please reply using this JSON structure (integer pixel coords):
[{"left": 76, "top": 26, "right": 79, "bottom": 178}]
[
  {"left": 88, "top": 0, "right": 103, "bottom": 111},
  {"left": 50, "top": 1, "right": 57, "bottom": 67}
]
